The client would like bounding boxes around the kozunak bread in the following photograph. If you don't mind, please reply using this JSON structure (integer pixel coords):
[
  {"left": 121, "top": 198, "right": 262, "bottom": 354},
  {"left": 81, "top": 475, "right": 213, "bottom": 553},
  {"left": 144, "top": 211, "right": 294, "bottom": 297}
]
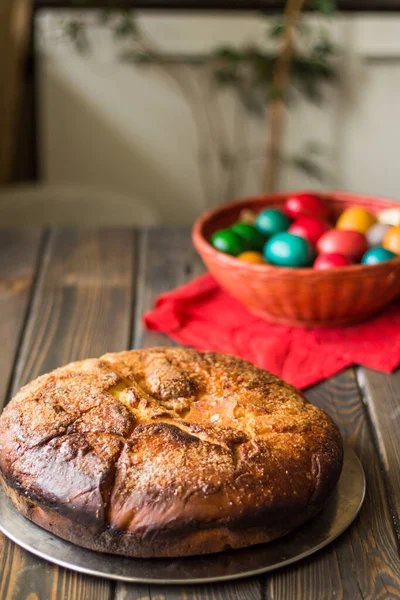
[{"left": 0, "top": 348, "right": 343, "bottom": 557}]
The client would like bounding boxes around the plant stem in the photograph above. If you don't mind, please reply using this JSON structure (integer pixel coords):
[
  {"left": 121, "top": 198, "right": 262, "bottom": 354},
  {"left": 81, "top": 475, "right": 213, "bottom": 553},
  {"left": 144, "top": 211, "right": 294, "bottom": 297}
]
[{"left": 262, "top": 0, "right": 306, "bottom": 193}]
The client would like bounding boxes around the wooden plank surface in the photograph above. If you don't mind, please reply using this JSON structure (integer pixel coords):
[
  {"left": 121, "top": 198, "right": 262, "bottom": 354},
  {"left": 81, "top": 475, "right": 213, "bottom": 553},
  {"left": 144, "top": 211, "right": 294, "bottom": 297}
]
[
  {"left": 0, "top": 228, "right": 135, "bottom": 600},
  {"left": 359, "top": 368, "right": 400, "bottom": 535},
  {"left": 0, "top": 229, "right": 45, "bottom": 600},
  {"left": 2, "top": 227, "right": 400, "bottom": 600},
  {"left": 266, "top": 369, "right": 400, "bottom": 600},
  {"left": 0, "top": 228, "right": 44, "bottom": 408},
  {"left": 132, "top": 228, "right": 204, "bottom": 348}
]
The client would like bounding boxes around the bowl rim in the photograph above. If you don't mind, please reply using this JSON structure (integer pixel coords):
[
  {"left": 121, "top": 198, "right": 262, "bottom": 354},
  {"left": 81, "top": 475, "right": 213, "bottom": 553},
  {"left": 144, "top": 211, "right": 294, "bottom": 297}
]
[{"left": 192, "top": 190, "right": 400, "bottom": 277}]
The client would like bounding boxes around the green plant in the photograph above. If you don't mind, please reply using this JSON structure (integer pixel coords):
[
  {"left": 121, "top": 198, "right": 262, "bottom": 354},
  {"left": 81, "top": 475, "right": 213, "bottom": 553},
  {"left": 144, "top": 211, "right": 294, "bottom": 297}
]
[{"left": 56, "top": 2, "right": 337, "bottom": 205}]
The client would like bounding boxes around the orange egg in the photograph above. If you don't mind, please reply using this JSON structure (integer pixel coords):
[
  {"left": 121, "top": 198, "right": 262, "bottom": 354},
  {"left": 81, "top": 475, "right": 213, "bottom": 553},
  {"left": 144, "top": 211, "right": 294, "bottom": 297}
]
[
  {"left": 336, "top": 207, "right": 376, "bottom": 234},
  {"left": 237, "top": 251, "right": 266, "bottom": 264},
  {"left": 383, "top": 226, "right": 400, "bottom": 255}
]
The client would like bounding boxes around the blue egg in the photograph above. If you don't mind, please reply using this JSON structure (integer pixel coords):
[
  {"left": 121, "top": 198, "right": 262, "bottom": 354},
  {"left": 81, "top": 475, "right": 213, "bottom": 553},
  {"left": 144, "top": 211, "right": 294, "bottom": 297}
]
[
  {"left": 361, "top": 247, "right": 397, "bottom": 265},
  {"left": 255, "top": 209, "right": 291, "bottom": 237},
  {"left": 264, "top": 232, "right": 314, "bottom": 267}
]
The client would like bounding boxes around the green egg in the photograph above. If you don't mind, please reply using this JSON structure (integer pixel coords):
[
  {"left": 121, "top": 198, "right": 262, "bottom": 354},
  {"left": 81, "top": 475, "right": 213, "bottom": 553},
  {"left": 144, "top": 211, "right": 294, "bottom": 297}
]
[
  {"left": 231, "top": 222, "right": 267, "bottom": 251},
  {"left": 361, "top": 247, "right": 397, "bottom": 265},
  {"left": 210, "top": 229, "right": 250, "bottom": 256},
  {"left": 264, "top": 232, "right": 314, "bottom": 267},
  {"left": 255, "top": 209, "right": 291, "bottom": 237}
]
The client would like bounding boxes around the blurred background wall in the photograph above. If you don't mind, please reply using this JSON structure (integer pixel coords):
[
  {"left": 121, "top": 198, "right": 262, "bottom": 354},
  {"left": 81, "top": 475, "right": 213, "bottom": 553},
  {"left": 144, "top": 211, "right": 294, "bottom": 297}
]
[
  {"left": 3, "top": 10, "right": 400, "bottom": 226},
  {"left": 36, "top": 13, "right": 400, "bottom": 225}
]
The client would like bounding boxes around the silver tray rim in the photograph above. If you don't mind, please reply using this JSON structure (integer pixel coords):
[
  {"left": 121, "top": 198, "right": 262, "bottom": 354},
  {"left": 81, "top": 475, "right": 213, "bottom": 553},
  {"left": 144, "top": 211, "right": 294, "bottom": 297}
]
[{"left": 0, "top": 445, "right": 366, "bottom": 585}]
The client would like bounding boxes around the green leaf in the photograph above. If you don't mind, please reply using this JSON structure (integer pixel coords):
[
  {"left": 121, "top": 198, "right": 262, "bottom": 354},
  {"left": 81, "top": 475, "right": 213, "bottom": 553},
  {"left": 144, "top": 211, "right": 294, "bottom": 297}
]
[
  {"left": 113, "top": 14, "right": 138, "bottom": 39},
  {"left": 303, "top": 141, "right": 327, "bottom": 155},
  {"left": 214, "top": 68, "right": 241, "bottom": 86},
  {"left": 309, "top": 0, "right": 336, "bottom": 16},
  {"left": 133, "top": 52, "right": 153, "bottom": 65},
  {"left": 212, "top": 46, "right": 243, "bottom": 63},
  {"left": 268, "top": 22, "right": 285, "bottom": 39},
  {"left": 289, "top": 51, "right": 337, "bottom": 103},
  {"left": 98, "top": 9, "right": 112, "bottom": 25},
  {"left": 65, "top": 20, "right": 90, "bottom": 54},
  {"left": 312, "top": 39, "right": 337, "bottom": 59},
  {"left": 290, "top": 156, "right": 326, "bottom": 182}
]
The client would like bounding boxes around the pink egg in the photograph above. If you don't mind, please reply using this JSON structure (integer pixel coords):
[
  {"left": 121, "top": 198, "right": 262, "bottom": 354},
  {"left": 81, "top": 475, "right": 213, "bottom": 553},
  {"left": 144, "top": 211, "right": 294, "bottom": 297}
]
[
  {"left": 314, "top": 253, "right": 352, "bottom": 269},
  {"left": 288, "top": 217, "right": 330, "bottom": 246},
  {"left": 284, "top": 192, "right": 330, "bottom": 221},
  {"left": 317, "top": 229, "right": 368, "bottom": 262}
]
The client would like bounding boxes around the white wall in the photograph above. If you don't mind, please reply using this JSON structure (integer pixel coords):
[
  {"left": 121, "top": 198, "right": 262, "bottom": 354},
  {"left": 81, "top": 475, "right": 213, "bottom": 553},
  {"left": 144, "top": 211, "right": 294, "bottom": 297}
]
[{"left": 37, "top": 12, "right": 400, "bottom": 225}]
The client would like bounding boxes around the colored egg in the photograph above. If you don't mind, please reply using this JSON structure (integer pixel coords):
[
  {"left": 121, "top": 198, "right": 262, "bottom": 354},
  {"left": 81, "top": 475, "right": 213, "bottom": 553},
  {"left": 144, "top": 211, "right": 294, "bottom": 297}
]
[
  {"left": 255, "top": 209, "right": 291, "bottom": 237},
  {"left": 361, "top": 247, "right": 397, "bottom": 265},
  {"left": 231, "top": 222, "right": 267, "bottom": 251},
  {"left": 288, "top": 217, "right": 330, "bottom": 246},
  {"left": 284, "top": 192, "right": 330, "bottom": 221},
  {"left": 336, "top": 207, "right": 376, "bottom": 234},
  {"left": 210, "top": 229, "right": 250, "bottom": 256},
  {"left": 366, "top": 223, "right": 391, "bottom": 247},
  {"left": 383, "top": 226, "right": 400, "bottom": 255},
  {"left": 237, "top": 251, "right": 266, "bottom": 264},
  {"left": 377, "top": 207, "right": 400, "bottom": 227},
  {"left": 317, "top": 229, "right": 368, "bottom": 262},
  {"left": 314, "top": 253, "right": 352, "bottom": 270},
  {"left": 264, "top": 232, "right": 314, "bottom": 267}
]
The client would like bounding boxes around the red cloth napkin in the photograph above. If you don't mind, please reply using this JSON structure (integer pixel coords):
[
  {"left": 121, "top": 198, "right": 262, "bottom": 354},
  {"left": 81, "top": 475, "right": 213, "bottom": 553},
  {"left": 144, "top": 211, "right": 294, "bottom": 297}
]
[{"left": 143, "top": 273, "right": 400, "bottom": 389}]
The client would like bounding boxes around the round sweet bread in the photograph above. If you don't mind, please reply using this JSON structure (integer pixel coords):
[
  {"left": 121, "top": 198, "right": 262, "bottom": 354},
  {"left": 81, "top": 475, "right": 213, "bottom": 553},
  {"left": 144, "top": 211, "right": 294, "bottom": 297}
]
[{"left": 0, "top": 348, "right": 343, "bottom": 558}]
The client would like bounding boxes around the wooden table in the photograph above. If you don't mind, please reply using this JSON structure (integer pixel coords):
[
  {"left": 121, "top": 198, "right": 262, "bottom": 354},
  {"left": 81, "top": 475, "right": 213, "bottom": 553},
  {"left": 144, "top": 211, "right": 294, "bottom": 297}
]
[{"left": 1, "top": 226, "right": 400, "bottom": 600}]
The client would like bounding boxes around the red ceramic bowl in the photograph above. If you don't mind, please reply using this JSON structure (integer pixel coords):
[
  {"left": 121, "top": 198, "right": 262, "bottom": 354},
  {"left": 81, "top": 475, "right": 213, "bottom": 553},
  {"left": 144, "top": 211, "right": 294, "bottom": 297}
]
[{"left": 192, "top": 191, "right": 400, "bottom": 327}]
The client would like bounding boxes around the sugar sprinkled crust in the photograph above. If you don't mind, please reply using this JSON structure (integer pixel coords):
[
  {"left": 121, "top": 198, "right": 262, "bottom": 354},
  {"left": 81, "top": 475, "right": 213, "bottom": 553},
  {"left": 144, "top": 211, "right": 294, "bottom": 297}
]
[{"left": 0, "top": 348, "right": 343, "bottom": 557}]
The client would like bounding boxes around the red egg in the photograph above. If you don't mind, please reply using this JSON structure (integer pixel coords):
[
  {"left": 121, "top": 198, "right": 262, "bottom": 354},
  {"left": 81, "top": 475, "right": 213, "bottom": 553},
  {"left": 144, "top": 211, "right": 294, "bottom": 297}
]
[
  {"left": 316, "top": 230, "right": 368, "bottom": 262},
  {"left": 284, "top": 192, "right": 330, "bottom": 221},
  {"left": 314, "top": 253, "right": 352, "bottom": 270},
  {"left": 288, "top": 217, "right": 330, "bottom": 246}
]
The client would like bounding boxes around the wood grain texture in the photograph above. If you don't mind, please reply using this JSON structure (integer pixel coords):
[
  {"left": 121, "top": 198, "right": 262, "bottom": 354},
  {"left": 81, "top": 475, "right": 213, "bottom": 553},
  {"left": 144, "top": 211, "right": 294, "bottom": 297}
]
[
  {"left": 1, "top": 227, "right": 136, "bottom": 600},
  {"left": 0, "top": 229, "right": 44, "bottom": 600},
  {"left": 265, "top": 369, "right": 400, "bottom": 599},
  {"left": 0, "top": 228, "right": 43, "bottom": 408},
  {"left": 115, "top": 581, "right": 262, "bottom": 600},
  {"left": 2, "top": 226, "right": 400, "bottom": 600},
  {"left": 303, "top": 369, "right": 400, "bottom": 599},
  {"left": 359, "top": 367, "right": 400, "bottom": 536},
  {"left": 132, "top": 228, "right": 204, "bottom": 348},
  {"left": 12, "top": 228, "right": 135, "bottom": 390}
]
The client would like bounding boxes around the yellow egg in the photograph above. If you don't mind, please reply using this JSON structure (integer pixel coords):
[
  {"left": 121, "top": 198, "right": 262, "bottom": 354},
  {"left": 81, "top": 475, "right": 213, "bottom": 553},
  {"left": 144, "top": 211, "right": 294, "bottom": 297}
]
[
  {"left": 336, "top": 207, "right": 376, "bottom": 234},
  {"left": 237, "top": 251, "right": 266, "bottom": 264},
  {"left": 383, "top": 226, "right": 400, "bottom": 255}
]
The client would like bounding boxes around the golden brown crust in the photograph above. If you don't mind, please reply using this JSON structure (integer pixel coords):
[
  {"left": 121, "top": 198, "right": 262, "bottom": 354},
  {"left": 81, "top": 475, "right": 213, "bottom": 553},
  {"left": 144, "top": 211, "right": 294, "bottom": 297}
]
[{"left": 0, "top": 348, "right": 343, "bottom": 557}]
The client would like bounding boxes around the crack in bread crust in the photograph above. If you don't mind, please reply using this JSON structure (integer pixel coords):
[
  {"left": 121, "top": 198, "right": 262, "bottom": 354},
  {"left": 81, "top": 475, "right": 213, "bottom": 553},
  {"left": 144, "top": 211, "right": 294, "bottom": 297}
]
[{"left": 0, "top": 348, "right": 343, "bottom": 557}]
